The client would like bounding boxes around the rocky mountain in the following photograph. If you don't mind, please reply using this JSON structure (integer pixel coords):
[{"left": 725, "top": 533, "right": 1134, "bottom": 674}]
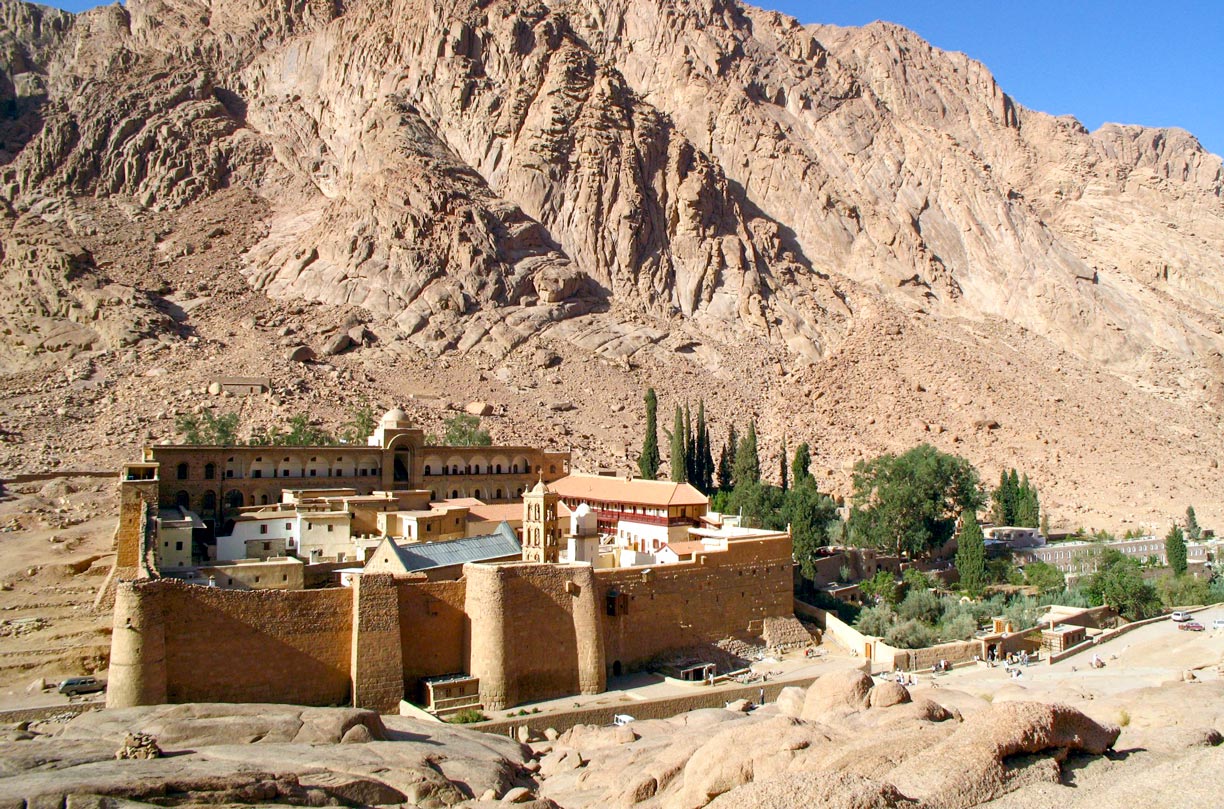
[{"left": 1, "top": 0, "right": 1222, "bottom": 528}]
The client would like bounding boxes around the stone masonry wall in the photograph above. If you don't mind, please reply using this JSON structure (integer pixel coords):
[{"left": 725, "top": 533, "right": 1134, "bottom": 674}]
[
  {"left": 597, "top": 535, "right": 794, "bottom": 673},
  {"left": 466, "top": 563, "right": 604, "bottom": 710},
  {"left": 398, "top": 578, "right": 468, "bottom": 702},
  {"left": 350, "top": 574, "right": 403, "bottom": 712},
  {"left": 156, "top": 580, "right": 353, "bottom": 705}
]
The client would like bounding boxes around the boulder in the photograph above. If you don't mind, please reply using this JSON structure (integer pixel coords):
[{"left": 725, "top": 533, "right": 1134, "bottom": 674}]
[
  {"left": 285, "top": 345, "right": 315, "bottom": 363},
  {"left": 800, "top": 669, "right": 873, "bottom": 721},
  {"left": 297, "top": 771, "right": 406, "bottom": 806},
  {"left": 707, "top": 770, "right": 911, "bottom": 809},
  {"left": 548, "top": 401, "right": 575, "bottom": 412},
  {"left": 887, "top": 701, "right": 1120, "bottom": 807},
  {"left": 322, "top": 333, "right": 353, "bottom": 356},
  {"left": 347, "top": 325, "right": 372, "bottom": 345},
  {"left": 868, "top": 681, "right": 912, "bottom": 709},
  {"left": 466, "top": 401, "right": 494, "bottom": 417},
  {"left": 774, "top": 686, "right": 806, "bottom": 718},
  {"left": 206, "top": 381, "right": 222, "bottom": 395}
]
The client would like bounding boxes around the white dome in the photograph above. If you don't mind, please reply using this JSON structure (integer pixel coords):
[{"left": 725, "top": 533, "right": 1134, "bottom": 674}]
[{"left": 381, "top": 408, "right": 409, "bottom": 426}]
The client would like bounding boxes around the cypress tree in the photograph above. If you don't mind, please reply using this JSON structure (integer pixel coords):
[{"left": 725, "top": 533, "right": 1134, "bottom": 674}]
[
  {"left": 991, "top": 470, "right": 1010, "bottom": 525},
  {"left": 683, "top": 403, "right": 695, "bottom": 484},
  {"left": 1166, "top": 524, "right": 1188, "bottom": 576},
  {"left": 734, "top": 420, "right": 760, "bottom": 486},
  {"left": 669, "top": 405, "right": 687, "bottom": 483},
  {"left": 638, "top": 388, "right": 660, "bottom": 480},
  {"left": 780, "top": 436, "right": 789, "bottom": 492},
  {"left": 1186, "top": 506, "right": 1202, "bottom": 541},
  {"left": 792, "top": 442, "right": 812, "bottom": 486},
  {"left": 1007, "top": 469, "right": 1021, "bottom": 522},
  {"left": 696, "top": 401, "right": 714, "bottom": 493},
  {"left": 718, "top": 424, "right": 738, "bottom": 491},
  {"left": 1016, "top": 474, "right": 1039, "bottom": 528},
  {"left": 956, "top": 510, "right": 987, "bottom": 596}
]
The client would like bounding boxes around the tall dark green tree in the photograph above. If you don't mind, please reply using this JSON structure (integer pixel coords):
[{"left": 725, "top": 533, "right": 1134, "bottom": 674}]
[
  {"left": 786, "top": 478, "right": 839, "bottom": 580},
  {"left": 780, "top": 436, "right": 789, "bottom": 493},
  {"left": 1166, "top": 524, "right": 1188, "bottom": 576},
  {"left": 717, "top": 424, "right": 738, "bottom": 491},
  {"left": 848, "top": 444, "right": 983, "bottom": 559},
  {"left": 682, "top": 403, "right": 694, "bottom": 483},
  {"left": 991, "top": 470, "right": 1015, "bottom": 525},
  {"left": 1186, "top": 506, "right": 1202, "bottom": 541},
  {"left": 1084, "top": 549, "right": 1162, "bottom": 621},
  {"left": 792, "top": 442, "right": 812, "bottom": 486},
  {"left": 1015, "top": 474, "right": 1039, "bottom": 528},
  {"left": 669, "top": 404, "right": 688, "bottom": 483},
  {"left": 695, "top": 401, "right": 714, "bottom": 492},
  {"left": 734, "top": 420, "right": 760, "bottom": 487},
  {"left": 638, "top": 388, "right": 661, "bottom": 480},
  {"left": 955, "top": 511, "right": 987, "bottom": 596}
]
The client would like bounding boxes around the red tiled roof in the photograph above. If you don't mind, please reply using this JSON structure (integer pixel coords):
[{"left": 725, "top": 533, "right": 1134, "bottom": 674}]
[{"left": 549, "top": 474, "right": 708, "bottom": 508}]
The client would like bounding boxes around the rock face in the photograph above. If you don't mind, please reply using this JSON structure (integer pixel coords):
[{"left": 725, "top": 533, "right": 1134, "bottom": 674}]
[
  {"left": 3, "top": 704, "right": 531, "bottom": 807},
  {"left": 1, "top": 0, "right": 1223, "bottom": 522},
  {"left": 530, "top": 670, "right": 1121, "bottom": 809}
]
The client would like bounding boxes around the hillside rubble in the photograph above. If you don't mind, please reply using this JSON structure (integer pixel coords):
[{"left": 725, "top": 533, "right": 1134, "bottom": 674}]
[{"left": 0, "top": 0, "right": 1221, "bottom": 529}]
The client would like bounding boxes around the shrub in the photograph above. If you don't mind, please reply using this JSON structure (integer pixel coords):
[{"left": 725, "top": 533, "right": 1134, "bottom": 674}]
[
  {"left": 885, "top": 619, "right": 938, "bottom": 649},
  {"left": 897, "top": 588, "right": 942, "bottom": 625},
  {"left": 939, "top": 613, "right": 979, "bottom": 642},
  {"left": 855, "top": 605, "right": 895, "bottom": 637},
  {"left": 1022, "top": 561, "right": 1065, "bottom": 593},
  {"left": 447, "top": 709, "right": 488, "bottom": 724},
  {"left": 1157, "top": 574, "right": 1212, "bottom": 609},
  {"left": 861, "top": 570, "right": 901, "bottom": 606}
]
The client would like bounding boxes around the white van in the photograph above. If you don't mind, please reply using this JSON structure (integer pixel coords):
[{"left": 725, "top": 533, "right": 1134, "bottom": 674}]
[
  {"left": 1212, "top": 618, "right": 1224, "bottom": 631},
  {"left": 1170, "top": 611, "right": 1192, "bottom": 622}
]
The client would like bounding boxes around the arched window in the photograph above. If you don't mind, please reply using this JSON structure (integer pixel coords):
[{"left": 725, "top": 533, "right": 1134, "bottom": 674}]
[
  {"left": 451, "top": 490, "right": 459, "bottom": 498},
  {"left": 176, "top": 463, "right": 189, "bottom": 480},
  {"left": 495, "top": 488, "right": 502, "bottom": 499},
  {"left": 424, "top": 465, "right": 432, "bottom": 475},
  {"left": 260, "top": 494, "right": 269, "bottom": 505},
  {"left": 202, "top": 491, "right": 217, "bottom": 512},
  {"left": 204, "top": 463, "right": 216, "bottom": 480},
  {"left": 175, "top": 491, "right": 190, "bottom": 509},
  {"left": 225, "top": 490, "right": 244, "bottom": 509},
  {"left": 496, "top": 464, "right": 503, "bottom": 474}
]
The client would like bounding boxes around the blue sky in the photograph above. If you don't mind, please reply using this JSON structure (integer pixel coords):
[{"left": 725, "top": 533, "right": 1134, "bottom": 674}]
[
  {"left": 764, "top": 1, "right": 1224, "bottom": 156},
  {"left": 34, "top": 0, "right": 1224, "bottom": 156}
]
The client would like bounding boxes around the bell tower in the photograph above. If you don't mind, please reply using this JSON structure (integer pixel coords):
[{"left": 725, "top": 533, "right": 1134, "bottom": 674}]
[{"left": 522, "top": 478, "right": 560, "bottom": 563}]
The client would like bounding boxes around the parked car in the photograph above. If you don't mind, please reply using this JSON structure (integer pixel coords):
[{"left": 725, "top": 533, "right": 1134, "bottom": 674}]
[
  {"left": 1213, "top": 619, "right": 1224, "bottom": 630},
  {"left": 1170, "top": 611, "right": 1192, "bottom": 622},
  {"left": 1178, "top": 622, "right": 1205, "bottom": 632},
  {"left": 58, "top": 676, "right": 105, "bottom": 696}
]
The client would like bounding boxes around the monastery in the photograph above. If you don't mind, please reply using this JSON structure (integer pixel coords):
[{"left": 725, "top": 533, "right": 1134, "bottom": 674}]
[{"left": 104, "top": 410, "right": 800, "bottom": 715}]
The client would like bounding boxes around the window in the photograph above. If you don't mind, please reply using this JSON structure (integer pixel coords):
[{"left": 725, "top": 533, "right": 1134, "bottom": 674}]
[
  {"left": 253, "top": 470, "right": 262, "bottom": 479},
  {"left": 176, "top": 463, "right": 189, "bottom": 480},
  {"left": 260, "top": 525, "right": 268, "bottom": 535},
  {"left": 226, "top": 469, "right": 234, "bottom": 478},
  {"left": 285, "top": 523, "right": 291, "bottom": 530},
  {"left": 327, "top": 525, "right": 334, "bottom": 533},
  {"left": 204, "top": 463, "right": 216, "bottom": 480},
  {"left": 175, "top": 541, "right": 183, "bottom": 551},
  {"left": 263, "top": 542, "right": 270, "bottom": 551},
  {"left": 425, "top": 465, "right": 432, "bottom": 475}
]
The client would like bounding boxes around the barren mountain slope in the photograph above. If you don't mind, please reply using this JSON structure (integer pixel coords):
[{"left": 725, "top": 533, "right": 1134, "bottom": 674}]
[{"left": 0, "top": 0, "right": 1221, "bottom": 530}]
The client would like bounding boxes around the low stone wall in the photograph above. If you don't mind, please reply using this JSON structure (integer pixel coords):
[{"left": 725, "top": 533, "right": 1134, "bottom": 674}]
[{"left": 474, "top": 675, "right": 845, "bottom": 738}]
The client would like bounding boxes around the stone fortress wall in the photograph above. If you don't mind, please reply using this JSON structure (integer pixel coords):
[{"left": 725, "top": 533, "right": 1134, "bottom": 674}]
[{"left": 107, "top": 533, "right": 795, "bottom": 713}]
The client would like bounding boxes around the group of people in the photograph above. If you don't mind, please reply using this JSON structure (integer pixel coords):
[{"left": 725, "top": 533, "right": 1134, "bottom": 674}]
[
  {"left": 885, "top": 667, "right": 920, "bottom": 686},
  {"left": 931, "top": 658, "right": 952, "bottom": 674}
]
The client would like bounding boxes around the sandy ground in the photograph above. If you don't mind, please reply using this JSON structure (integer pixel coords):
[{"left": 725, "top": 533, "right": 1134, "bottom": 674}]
[{"left": 0, "top": 476, "right": 117, "bottom": 710}]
